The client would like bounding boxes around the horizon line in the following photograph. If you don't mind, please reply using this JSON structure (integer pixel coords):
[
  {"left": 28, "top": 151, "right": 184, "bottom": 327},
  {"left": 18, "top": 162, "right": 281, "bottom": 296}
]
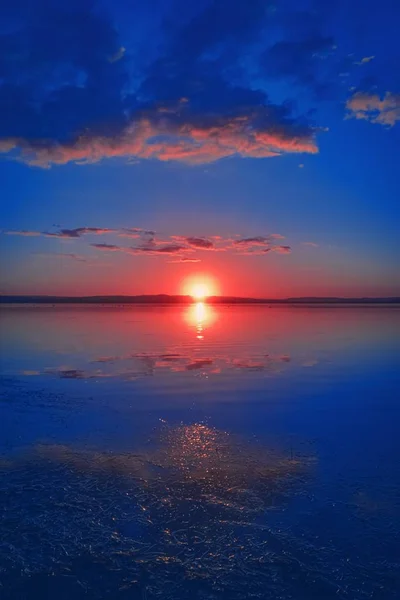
[{"left": 1, "top": 294, "right": 399, "bottom": 305}]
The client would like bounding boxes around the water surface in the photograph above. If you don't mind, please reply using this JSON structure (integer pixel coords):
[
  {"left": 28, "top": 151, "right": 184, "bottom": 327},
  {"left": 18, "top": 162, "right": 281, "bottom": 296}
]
[{"left": 1, "top": 304, "right": 399, "bottom": 599}]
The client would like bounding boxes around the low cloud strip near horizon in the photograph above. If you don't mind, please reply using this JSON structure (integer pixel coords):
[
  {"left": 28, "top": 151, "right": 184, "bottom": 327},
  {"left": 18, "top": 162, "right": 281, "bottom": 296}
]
[{"left": 4, "top": 226, "right": 295, "bottom": 262}]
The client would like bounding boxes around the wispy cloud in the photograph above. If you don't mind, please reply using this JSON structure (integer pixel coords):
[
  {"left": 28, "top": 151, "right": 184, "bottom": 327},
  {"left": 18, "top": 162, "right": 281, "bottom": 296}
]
[
  {"left": 91, "top": 243, "right": 121, "bottom": 251},
  {"left": 272, "top": 246, "right": 291, "bottom": 254},
  {"left": 5, "top": 224, "right": 292, "bottom": 260},
  {"left": 118, "top": 228, "right": 146, "bottom": 239},
  {"left": 5, "top": 230, "right": 41, "bottom": 237},
  {"left": 231, "top": 236, "right": 291, "bottom": 256},
  {"left": 7, "top": 227, "right": 117, "bottom": 239},
  {"left": 353, "top": 56, "right": 375, "bottom": 65},
  {"left": 346, "top": 92, "right": 400, "bottom": 126},
  {"left": 90, "top": 242, "right": 191, "bottom": 257},
  {"left": 108, "top": 46, "right": 126, "bottom": 63},
  {"left": 183, "top": 236, "right": 215, "bottom": 250},
  {"left": 43, "top": 227, "right": 117, "bottom": 239},
  {"left": 6, "top": 226, "right": 156, "bottom": 241},
  {"left": 233, "top": 236, "right": 272, "bottom": 247},
  {"left": 302, "top": 242, "right": 319, "bottom": 247},
  {"left": 168, "top": 257, "right": 202, "bottom": 264},
  {"left": 89, "top": 236, "right": 292, "bottom": 259},
  {"left": 129, "top": 244, "right": 188, "bottom": 255},
  {"left": 35, "top": 252, "right": 87, "bottom": 262},
  {"left": 172, "top": 236, "right": 215, "bottom": 250}
]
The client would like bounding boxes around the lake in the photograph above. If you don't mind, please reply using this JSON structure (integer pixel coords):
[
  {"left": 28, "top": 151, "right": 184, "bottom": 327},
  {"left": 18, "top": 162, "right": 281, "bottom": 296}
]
[{"left": 1, "top": 304, "right": 399, "bottom": 599}]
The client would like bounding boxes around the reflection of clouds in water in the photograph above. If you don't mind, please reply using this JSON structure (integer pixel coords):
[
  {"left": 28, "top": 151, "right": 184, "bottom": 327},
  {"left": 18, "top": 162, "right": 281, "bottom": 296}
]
[
  {"left": 302, "top": 359, "right": 319, "bottom": 367},
  {"left": 23, "top": 351, "right": 307, "bottom": 380},
  {"left": 185, "top": 358, "right": 213, "bottom": 371},
  {"left": 0, "top": 423, "right": 311, "bottom": 599},
  {"left": 16, "top": 303, "right": 323, "bottom": 381},
  {"left": 18, "top": 302, "right": 320, "bottom": 381}
]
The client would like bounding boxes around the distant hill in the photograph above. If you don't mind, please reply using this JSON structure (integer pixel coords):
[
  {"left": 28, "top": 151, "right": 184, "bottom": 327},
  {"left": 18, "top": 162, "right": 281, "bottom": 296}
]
[{"left": 1, "top": 295, "right": 399, "bottom": 305}]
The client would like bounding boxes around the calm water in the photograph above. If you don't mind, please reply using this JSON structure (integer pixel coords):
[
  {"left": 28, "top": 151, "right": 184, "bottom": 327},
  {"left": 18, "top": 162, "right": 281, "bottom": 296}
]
[{"left": 1, "top": 304, "right": 399, "bottom": 599}]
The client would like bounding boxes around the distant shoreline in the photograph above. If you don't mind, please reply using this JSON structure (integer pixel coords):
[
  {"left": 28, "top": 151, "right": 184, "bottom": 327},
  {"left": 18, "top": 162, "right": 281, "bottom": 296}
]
[{"left": 1, "top": 295, "right": 399, "bottom": 305}]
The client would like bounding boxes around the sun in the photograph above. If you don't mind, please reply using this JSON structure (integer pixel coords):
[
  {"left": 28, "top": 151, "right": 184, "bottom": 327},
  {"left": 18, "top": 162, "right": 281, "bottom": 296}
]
[
  {"left": 191, "top": 283, "right": 210, "bottom": 300},
  {"left": 181, "top": 274, "right": 219, "bottom": 300}
]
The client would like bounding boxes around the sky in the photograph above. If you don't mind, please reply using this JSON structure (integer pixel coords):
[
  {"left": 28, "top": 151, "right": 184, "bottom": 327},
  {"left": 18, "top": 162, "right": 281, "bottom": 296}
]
[{"left": 0, "top": 0, "right": 399, "bottom": 298}]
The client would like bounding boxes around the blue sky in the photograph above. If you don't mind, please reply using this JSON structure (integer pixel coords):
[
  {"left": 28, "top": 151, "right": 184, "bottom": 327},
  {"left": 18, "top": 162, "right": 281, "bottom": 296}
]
[{"left": 1, "top": 0, "right": 399, "bottom": 297}]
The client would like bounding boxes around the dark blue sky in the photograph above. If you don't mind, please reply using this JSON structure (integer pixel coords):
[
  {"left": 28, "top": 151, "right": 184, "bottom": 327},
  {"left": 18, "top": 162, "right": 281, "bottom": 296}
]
[{"left": 1, "top": 0, "right": 399, "bottom": 297}]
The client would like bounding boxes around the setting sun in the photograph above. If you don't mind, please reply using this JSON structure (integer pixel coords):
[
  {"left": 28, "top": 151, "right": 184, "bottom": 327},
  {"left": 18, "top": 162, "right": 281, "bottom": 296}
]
[
  {"left": 191, "top": 283, "right": 209, "bottom": 300},
  {"left": 182, "top": 274, "right": 219, "bottom": 300}
]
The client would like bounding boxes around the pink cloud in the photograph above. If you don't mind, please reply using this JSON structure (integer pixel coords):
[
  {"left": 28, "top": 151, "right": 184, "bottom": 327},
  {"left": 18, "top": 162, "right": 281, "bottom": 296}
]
[
  {"left": 91, "top": 243, "right": 121, "bottom": 251},
  {"left": 235, "top": 247, "right": 271, "bottom": 256},
  {"left": 128, "top": 243, "right": 188, "bottom": 255},
  {"left": 117, "top": 228, "right": 144, "bottom": 238},
  {"left": 346, "top": 92, "right": 400, "bottom": 126},
  {"left": 272, "top": 245, "right": 292, "bottom": 254},
  {"left": 0, "top": 112, "right": 319, "bottom": 167},
  {"left": 231, "top": 235, "right": 290, "bottom": 255},
  {"left": 168, "top": 257, "right": 202, "bottom": 263},
  {"left": 233, "top": 236, "right": 271, "bottom": 247},
  {"left": 6, "top": 224, "right": 292, "bottom": 260},
  {"left": 172, "top": 236, "right": 215, "bottom": 249}
]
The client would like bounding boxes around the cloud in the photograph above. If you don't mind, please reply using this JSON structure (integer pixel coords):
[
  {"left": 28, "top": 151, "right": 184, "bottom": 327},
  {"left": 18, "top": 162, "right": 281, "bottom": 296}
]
[
  {"left": 35, "top": 252, "right": 87, "bottom": 262},
  {"left": 6, "top": 226, "right": 130, "bottom": 239},
  {"left": 5, "top": 222, "right": 291, "bottom": 260},
  {"left": 173, "top": 236, "right": 215, "bottom": 249},
  {"left": 236, "top": 247, "right": 271, "bottom": 256},
  {"left": 108, "top": 46, "right": 126, "bottom": 63},
  {"left": 118, "top": 228, "right": 144, "bottom": 239},
  {"left": 302, "top": 241, "right": 318, "bottom": 247},
  {"left": 130, "top": 243, "right": 187, "bottom": 255},
  {"left": 346, "top": 92, "right": 400, "bottom": 126},
  {"left": 168, "top": 257, "right": 202, "bottom": 264},
  {"left": 231, "top": 235, "right": 291, "bottom": 256},
  {"left": 44, "top": 227, "right": 117, "bottom": 239},
  {"left": 5, "top": 230, "right": 41, "bottom": 237},
  {"left": 354, "top": 56, "right": 375, "bottom": 65},
  {"left": 233, "top": 236, "right": 271, "bottom": 247},
  {"left": 0, "top": 0, "right": 321, "bottom": 168},
  {"left": 90, "top": 242, "right": 189, "bottom": 256},
  {"left": 272, "top": 245, "right": 291, "bottom": 254},
  {"left": 0, "top": 109, "right": 319, "bottom": 167},
  {"left": 91, "top": 243, "right": 121, "bottom": 251}
]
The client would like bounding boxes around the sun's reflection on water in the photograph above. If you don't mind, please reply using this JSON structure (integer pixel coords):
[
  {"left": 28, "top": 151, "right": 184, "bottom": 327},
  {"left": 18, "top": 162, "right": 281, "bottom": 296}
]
[{"left": 185, "top": 302, "right": 217, "bottom": 340}]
